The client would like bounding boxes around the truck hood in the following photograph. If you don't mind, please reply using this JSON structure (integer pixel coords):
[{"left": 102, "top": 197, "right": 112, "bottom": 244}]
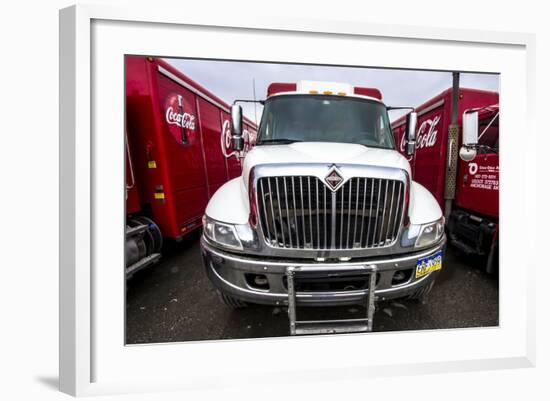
[{"left": 242, "top": 142, "right": 411, "bottom": 187}]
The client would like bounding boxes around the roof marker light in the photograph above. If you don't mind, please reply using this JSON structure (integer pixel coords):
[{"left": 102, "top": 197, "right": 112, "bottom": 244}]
[
  {"left": 309, "top": 90, "right": 318, "bottom": 94},
  {"left": 337, "top": 92, "right": 346, "bottom": 96},
  {"left": 323, "top": 91, "right": 333, "bottom": 95}
]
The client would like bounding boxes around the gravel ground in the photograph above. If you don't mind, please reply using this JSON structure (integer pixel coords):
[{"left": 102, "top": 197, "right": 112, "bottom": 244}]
[{"left": 126, "top": 231, "right": 498, "bottom": 344}]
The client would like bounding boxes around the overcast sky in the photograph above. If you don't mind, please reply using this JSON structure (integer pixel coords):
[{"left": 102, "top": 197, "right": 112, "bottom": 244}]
[{"left": 165, "top": 58, "right": 499, "bottom": 123}]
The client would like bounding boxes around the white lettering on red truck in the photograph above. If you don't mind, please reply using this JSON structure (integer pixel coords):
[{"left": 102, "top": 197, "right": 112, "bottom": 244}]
[
  {"left": 468, "top": 162, "right": 499, "bottom": 191},
  {"left": 166, "top": 107, "right": 196, "bottom": 130},
  {"left": 164, "top": 93, "right": 196, "bottom": 145},
  {"left": 400, "top": 115, "right": 441, "bottom": 152},
  {"left": 222, "top": 120, "right": 232, "bottom": 149},
  {"left": 164, "top": 93, "right": 197, "bottom": 145}
]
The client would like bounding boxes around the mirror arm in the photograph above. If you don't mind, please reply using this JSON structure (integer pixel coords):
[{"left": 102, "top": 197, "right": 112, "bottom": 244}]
[
  {"left": 387, "top": 106, "right": 415, "bottom": 111},
  {"left": 233, "top": 99, "right": 265, "bottom": 106}
]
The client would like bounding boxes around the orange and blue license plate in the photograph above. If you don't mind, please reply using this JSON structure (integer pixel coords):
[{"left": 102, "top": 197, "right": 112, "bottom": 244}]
[{"left": 415, "top": 250, "right": 443, "bottom": 279}]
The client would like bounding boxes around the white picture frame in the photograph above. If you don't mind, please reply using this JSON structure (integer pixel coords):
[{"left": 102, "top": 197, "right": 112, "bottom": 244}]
[{"left": 59, "top": 4, "right": 536, "bottom": 397}]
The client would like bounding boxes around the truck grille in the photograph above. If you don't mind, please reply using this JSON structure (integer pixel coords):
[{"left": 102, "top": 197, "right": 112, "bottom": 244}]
[{"left": 256, "top": 176, "right": 405, "bottom": 250}]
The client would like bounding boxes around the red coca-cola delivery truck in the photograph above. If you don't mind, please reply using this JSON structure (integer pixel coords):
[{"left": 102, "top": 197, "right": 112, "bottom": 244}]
[
  {"left": 125, "top": 56, "right": 257, "bottom": 277},
  {"left": 392, "top": 88, "right": 499, "bottom": 273}
]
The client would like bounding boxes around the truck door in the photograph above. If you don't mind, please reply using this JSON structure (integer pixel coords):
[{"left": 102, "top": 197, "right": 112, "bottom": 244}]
[{"left": 455, "top": 112, "right": 499, "bottom": 218}]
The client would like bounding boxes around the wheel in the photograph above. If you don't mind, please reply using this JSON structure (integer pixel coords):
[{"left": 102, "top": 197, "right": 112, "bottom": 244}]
[
  {"left": 218, "top": 291, "right": 248, "bottom": 308},
  {"left": 486, "top": 242, "right": 499, "bottom": 275},
  {"left": 129, "top": 216, "right": 163, "bottom": 253},
  {"left": 408, "top": 280, "right": 435, "bottom": 303}
]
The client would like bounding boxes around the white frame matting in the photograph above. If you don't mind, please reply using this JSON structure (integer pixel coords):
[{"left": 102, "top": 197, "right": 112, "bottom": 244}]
[{"left": 59, "top": 4, "right": 536, "bottom": 397}]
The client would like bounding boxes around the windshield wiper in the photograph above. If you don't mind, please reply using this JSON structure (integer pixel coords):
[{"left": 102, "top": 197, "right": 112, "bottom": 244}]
[{"left": 257, "top": 139, "right": 303, "bottom": 145}]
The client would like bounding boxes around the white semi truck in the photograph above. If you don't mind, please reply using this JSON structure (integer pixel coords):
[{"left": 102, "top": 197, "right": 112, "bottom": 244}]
[{"left": 201, "top": 81, "right": 445, "bottom": 335}]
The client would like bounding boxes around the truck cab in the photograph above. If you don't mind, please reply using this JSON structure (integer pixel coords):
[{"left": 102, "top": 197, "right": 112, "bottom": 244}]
[
  {"left": 200, "top": 80, "right": 446, "bottom": 333},
  {"left": 451, "top": 105, "right": 499, "bottom": 272}
]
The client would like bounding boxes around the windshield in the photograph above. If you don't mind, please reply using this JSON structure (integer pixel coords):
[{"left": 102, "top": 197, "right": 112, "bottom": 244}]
[{"left": 257, "top": 95, "right": 394, "bottom": 149}]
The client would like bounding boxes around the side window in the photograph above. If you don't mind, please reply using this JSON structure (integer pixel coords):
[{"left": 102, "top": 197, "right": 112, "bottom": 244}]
[{"left": 478, "top": 114, "right": 499, "bottom": 153}]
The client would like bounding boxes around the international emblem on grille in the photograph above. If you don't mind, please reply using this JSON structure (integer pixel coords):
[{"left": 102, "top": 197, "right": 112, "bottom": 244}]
[{"left": 325, "top": 167, "right": 344, "bottom": 191}]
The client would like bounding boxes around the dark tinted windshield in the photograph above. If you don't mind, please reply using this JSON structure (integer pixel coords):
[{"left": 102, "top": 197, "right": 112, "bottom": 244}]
[{"left": 257, "top": 95, "right": 394, "bottom": 149}]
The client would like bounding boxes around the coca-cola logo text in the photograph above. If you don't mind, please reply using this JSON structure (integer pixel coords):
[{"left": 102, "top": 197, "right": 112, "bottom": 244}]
[
  {"left": 165, "top": 106, "right": 196, "bottom": 130},
  {"left": 164, "top": 93, "right": 197, "bottom": 145},
  {"left": 400, "top": 114, "right": 440, "bottom": 152},
  {"left": 220, "top": 119, "right": 233, "bottom": 157}
]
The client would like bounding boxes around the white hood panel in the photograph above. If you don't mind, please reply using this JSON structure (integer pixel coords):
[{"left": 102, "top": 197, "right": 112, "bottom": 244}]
[{"left": 242, "top": 142, "right": 411, "bottom": 186}]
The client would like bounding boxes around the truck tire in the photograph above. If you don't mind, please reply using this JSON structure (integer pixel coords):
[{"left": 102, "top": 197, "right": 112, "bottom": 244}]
[
  {"left": 131, "top": 216, "right": 163, "bottom": 253},
  {"left": 218, "top": 291, "right": 248, "bottom": 309},
  {"left": 408, "top": 280, "right": 435, "bottom": 303}
]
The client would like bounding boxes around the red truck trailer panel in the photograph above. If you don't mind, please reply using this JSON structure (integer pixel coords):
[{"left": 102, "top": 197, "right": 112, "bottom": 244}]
[
  {"left": 125, "top": 134, "right": 141, "bottom": 215},
  {"left": 393, "top": 95, "right": 448, "bottom": 204},
  {"left": 126, "top": 57, "right": 177, "bottom": 235},
  {"left": 125, "top": 56, "right": 256, "bottom": 241},
  {"left": 392, "top": 87, "right": 499, "bottom": 215},
  {"left": 155, "top": 70, "right": 209, "bottom": 236},
  {"left": 196, "top": 97, "right": 230, "bottom": 197}
]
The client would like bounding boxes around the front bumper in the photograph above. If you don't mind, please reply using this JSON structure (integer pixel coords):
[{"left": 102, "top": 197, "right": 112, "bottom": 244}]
[{"left": 201, "top": 236, "right": 446, "bottom": 306}]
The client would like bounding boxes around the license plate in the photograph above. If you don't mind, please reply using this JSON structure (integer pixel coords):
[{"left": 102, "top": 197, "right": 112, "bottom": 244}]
[{"left": 415, "top": 250, "right": 443, "bottom": 279}]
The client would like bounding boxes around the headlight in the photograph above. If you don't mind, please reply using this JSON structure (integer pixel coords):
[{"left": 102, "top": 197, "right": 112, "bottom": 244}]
[
  {"left": 202, "top": 215, "right": 243, "bottom": 250},
  {"left": 415, "top": 217, "right": 445, "bottom": 248}
]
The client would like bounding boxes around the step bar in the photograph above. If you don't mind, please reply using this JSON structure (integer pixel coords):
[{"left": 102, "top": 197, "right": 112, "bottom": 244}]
[{"left": 286, "top": 264, "right": 377, "bottom": 335}]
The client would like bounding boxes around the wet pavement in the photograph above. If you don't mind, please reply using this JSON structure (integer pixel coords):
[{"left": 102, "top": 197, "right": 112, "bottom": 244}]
[{"left": 126, "top": 231, "right": 499, "bottom": 344}]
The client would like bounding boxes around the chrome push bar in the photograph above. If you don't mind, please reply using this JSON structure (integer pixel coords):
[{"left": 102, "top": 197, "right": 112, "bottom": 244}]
[{"left": 285, "top": 264, "right": 378, "bottom": 335}]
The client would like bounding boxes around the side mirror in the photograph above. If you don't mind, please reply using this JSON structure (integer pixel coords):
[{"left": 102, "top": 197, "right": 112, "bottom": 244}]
[
  {"left": 230, "top": 104, "right": 244, "bottom": 151},
  {"left": 405, "top": 111, "right": 417, "bottom": 156},
  {"left": 462, "top": 111, "right": 479, "bottom": 145},
  {"left": 232, "top": 135, "right": 245, "bottom": 152},
  {"left": 459, "top": 146, "right": 477, "bottom": 162},
  {"left": 406, "top": 142, "right": 415, "bottom": 156}
]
